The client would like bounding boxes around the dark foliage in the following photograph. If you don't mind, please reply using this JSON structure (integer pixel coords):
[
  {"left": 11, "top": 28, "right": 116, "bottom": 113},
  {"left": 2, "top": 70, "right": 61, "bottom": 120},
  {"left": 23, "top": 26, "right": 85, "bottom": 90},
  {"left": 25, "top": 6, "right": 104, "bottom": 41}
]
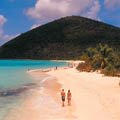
[
  {"left": 0, "top": 16, "right": 120, "bottom": 59},
  {"left": 76, "top": 62, "right": 92, "bottom": 72},
  {"left": 77, "top": 44, "right": 120, "bottom": 76}
]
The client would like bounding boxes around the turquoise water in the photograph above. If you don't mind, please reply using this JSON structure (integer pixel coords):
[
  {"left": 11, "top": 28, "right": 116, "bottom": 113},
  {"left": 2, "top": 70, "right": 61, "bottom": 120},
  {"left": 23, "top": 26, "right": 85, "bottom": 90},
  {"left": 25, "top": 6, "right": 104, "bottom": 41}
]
[
  {"left": 0, "top": 60, "right": 67, "bottom": 120},
  {"left": 0, "top": 60, "right": 67, "bottom": 90}
]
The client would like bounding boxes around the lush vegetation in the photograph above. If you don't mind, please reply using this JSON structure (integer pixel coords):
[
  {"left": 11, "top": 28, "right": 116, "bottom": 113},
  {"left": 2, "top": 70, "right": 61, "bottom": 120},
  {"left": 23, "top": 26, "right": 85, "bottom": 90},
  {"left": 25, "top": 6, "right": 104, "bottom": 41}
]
[
  {"left": 0, "top": 16, "right": 120, "bottom": 59},
  {"left": 77, "top": 44, "right": 120, "bottom": 76}
]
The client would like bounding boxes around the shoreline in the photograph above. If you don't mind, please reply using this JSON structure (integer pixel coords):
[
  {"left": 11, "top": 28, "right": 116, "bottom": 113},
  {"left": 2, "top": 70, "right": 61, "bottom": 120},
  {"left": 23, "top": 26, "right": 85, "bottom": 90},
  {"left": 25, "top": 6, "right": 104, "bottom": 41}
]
[
  {"left": 5, "top": 60, "right": 120, "bottom": 120},
  {"left": 27, "top": 60, "right": 83, "bottom": 72},
  {"left": 47, "top": 67, "right": 120, "bottom": 120}
]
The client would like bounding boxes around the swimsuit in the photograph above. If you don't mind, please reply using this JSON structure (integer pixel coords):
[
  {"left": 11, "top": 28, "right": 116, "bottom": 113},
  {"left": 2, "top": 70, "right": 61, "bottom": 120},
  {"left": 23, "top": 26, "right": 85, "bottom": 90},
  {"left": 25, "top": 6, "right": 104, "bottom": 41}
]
[{"left": 62, "top": 96, "right": 65, "bottom": 101}]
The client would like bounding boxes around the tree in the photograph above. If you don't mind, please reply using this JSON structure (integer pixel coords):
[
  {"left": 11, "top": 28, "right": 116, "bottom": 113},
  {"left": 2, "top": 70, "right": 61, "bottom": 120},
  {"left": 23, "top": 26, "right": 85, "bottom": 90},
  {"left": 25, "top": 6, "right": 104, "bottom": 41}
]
[{"left": 79, "top": 43, "right": 120, "bottom": 76}]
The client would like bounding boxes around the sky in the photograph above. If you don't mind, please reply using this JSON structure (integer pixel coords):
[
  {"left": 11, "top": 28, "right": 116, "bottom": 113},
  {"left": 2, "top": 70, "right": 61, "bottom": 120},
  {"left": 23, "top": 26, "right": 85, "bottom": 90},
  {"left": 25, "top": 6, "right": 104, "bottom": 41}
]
[{"left": 0, "top": 0, "right": 120, "bottom": 45}]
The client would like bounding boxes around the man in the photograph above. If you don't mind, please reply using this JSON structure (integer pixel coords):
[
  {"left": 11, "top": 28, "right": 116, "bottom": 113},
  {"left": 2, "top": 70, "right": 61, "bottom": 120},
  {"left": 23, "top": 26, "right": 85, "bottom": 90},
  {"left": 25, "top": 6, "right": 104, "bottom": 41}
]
[
  {"left": 67, "top": 89, "right": 72, "bottom": 105},
  {"left": 61, "top": 89, "right": 66, "bottom": 107}
]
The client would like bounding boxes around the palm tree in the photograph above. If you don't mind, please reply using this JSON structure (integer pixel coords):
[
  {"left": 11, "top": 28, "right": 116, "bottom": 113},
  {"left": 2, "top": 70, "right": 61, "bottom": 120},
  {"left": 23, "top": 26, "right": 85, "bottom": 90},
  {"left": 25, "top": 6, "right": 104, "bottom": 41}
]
[
  {"left": 85, "top": 44, "right": 115, "bottom": 70},
  {"left": 80, "top": 43, "right": 120, "bottom": 76},
  {"left": 95, "top": 44, "right": 113, "bottom": 70}
]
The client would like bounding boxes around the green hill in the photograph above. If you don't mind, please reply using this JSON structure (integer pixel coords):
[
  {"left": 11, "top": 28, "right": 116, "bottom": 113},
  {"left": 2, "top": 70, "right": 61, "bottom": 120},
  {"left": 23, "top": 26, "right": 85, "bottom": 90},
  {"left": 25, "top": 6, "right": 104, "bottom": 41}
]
[{"left": 0, "top": 16, "right": 120, "bottom": 59}]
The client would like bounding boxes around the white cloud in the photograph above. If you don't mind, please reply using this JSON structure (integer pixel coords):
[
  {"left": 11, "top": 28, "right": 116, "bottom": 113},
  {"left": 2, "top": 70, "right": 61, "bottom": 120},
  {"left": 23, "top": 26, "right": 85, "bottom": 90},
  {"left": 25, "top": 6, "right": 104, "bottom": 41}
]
[
  {"left": 26, "top": 0, "right": 101, "bottom": 24},
  {"left": 0, "top": 31, "right": 16, "bottom": 44},
  {"left": 104, "top": 0, "right": 120, "bottom": 9},
  {"left": 0, "top": 15, "right": 7, "bottom": 26},
  {"left": 30, "top": 23, "right": 41, "bottom": 30},
  {"left": 0, "top": 14, "right": 17, "bottom": 45},
  {"left": 0, "top": 30, "right": 16, "bottom": 45},
  {"left": 83, "top": 0, "right": 100, "bottom": 20}
]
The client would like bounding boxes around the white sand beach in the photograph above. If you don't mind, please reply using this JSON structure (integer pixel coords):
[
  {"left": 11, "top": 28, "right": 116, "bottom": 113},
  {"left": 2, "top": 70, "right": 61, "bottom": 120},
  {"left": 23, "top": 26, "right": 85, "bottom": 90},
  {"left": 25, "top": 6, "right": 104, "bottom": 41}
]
[{"left": 5, "top": 61, "right": 120, "bottom": 120}]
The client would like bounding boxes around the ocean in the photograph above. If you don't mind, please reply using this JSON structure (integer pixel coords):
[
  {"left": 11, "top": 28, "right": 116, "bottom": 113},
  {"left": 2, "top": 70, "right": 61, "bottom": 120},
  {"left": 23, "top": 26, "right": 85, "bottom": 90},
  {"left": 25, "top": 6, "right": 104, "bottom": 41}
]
[{"left": 0, "top": 60, "right": 67, "bottom": 120}]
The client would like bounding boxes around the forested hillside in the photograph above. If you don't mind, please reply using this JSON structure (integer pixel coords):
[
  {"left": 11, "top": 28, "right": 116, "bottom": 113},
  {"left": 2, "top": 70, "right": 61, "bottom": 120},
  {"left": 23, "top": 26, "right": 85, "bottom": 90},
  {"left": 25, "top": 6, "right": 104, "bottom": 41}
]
[{"left": 0, "top": 16, "right": 120, "bottom": 59}]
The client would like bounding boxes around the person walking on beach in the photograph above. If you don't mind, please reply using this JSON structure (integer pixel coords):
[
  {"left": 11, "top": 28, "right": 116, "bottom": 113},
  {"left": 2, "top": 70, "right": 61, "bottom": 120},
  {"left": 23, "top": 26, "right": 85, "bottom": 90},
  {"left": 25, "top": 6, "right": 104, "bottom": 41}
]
[
  {"left": 67, "top": 89, "right": 72, "bottom": 106},
  {"left": 55, "top": 66, "right": 57, "bottom": 70},
  {"left": 61, "top": 89, "right": 66, "bottom": 107}
]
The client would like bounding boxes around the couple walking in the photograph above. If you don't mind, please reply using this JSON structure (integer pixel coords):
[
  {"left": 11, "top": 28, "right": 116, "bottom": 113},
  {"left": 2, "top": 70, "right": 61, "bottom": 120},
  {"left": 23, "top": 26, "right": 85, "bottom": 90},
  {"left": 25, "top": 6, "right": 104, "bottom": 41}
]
[{"left": 61, "top": 89, "right": 72, "bottom": 107}]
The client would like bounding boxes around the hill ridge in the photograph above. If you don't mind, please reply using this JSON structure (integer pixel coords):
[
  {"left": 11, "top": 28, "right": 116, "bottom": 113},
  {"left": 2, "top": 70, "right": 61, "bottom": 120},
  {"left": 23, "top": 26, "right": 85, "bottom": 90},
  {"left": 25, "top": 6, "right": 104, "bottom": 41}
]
[{"left": 0, "top": 16, "right": 120, "bottom": 59}]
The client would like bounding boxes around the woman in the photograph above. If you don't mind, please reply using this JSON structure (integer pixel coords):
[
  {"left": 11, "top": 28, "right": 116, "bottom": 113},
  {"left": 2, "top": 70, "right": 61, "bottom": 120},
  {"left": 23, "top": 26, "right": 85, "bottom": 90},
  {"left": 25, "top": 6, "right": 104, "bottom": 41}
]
[{"left": 67, "top": 89, "right": 72, "bottom": 105}]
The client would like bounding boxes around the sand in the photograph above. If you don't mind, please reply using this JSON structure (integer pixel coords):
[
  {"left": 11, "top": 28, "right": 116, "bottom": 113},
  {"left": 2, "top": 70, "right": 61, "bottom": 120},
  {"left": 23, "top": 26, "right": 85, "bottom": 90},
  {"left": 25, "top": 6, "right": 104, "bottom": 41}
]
[
  {"left": 49, "top": 67, "right": 120, "bottom": 119},
  {"left": 5, "top": 61, "right": 120, "bottom": 120}
]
